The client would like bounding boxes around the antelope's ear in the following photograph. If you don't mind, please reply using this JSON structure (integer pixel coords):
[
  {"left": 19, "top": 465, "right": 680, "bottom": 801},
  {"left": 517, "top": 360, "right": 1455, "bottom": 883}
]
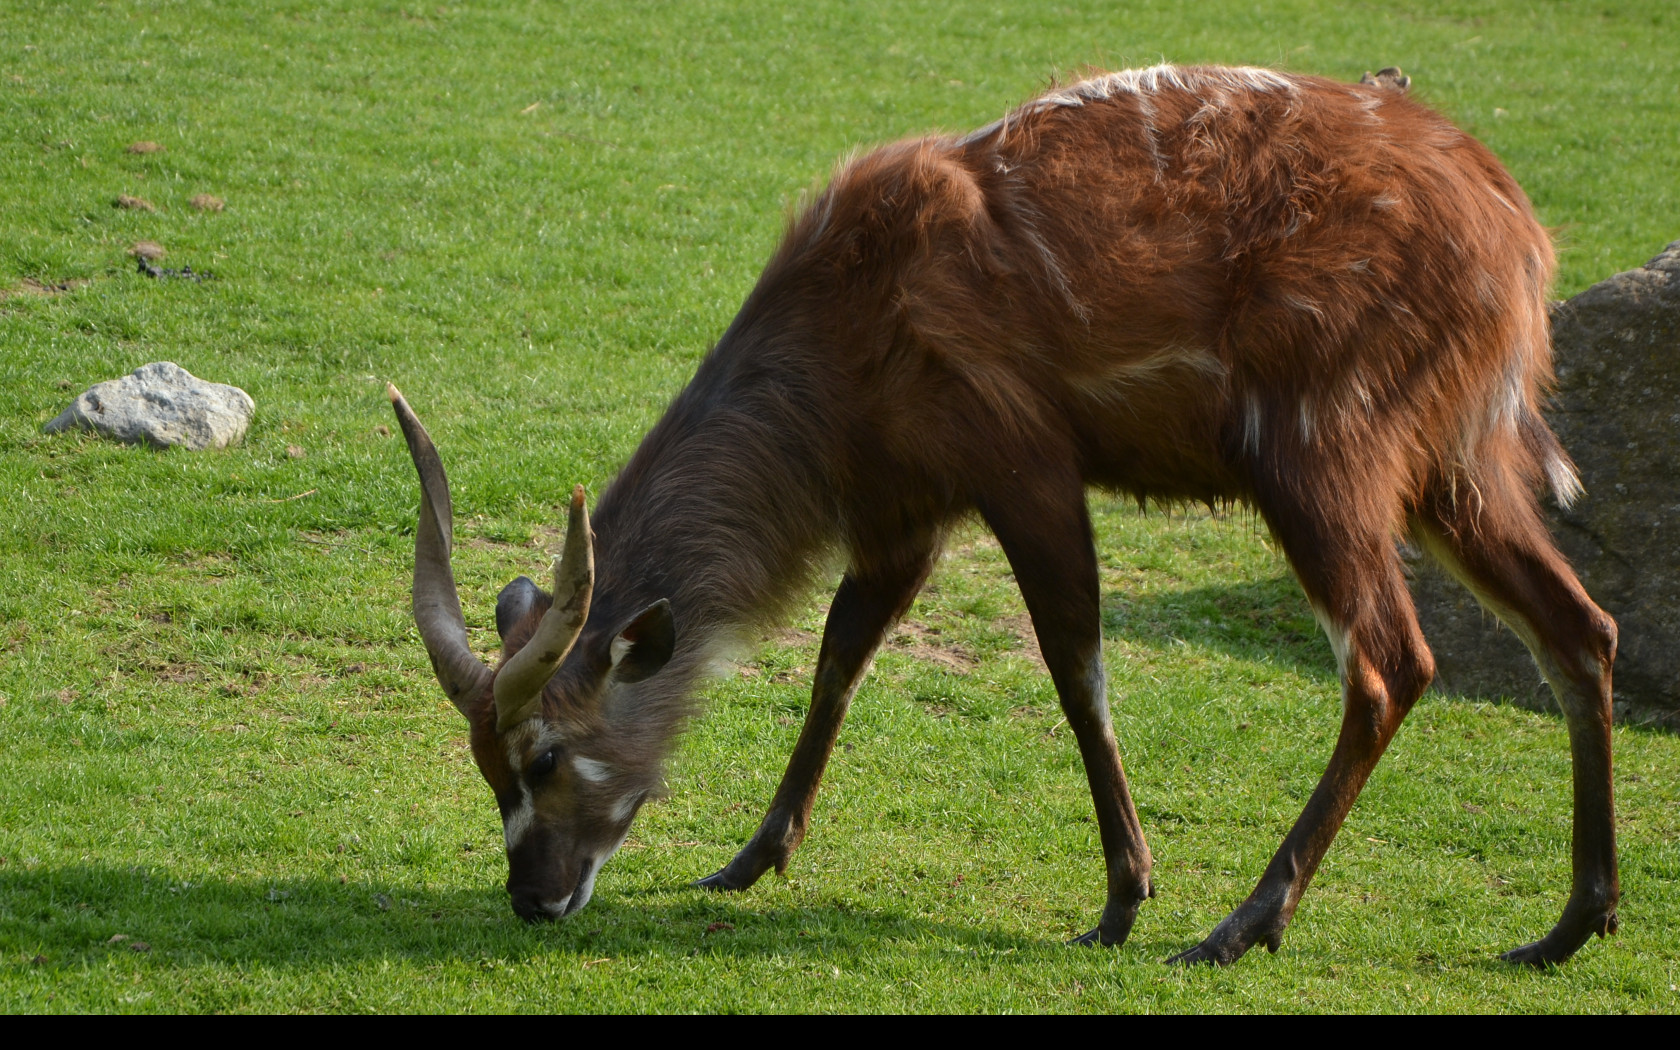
[
  {"left": 609, "top": 599, "right": 675, "bottom": 684},
  {"left": 495, "top": 576, "right": 546, "bottom": 643}
]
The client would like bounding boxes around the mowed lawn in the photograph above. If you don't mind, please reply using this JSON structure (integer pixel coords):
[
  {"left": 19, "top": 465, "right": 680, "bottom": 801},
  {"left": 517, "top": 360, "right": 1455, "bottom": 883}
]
[{"left": 2, "top": 0, "right": 1678, "bottom": 1013}]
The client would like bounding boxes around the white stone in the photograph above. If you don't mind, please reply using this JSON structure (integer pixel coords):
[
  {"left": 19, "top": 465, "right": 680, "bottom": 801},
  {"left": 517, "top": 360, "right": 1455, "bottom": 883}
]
[{"left": 44, "top": 362, "right": 254, "bottom": 450}]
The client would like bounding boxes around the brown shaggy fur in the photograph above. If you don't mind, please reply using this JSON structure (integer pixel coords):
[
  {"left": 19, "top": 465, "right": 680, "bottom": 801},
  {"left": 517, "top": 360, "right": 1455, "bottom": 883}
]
[{"left": 462, "top": 65, "right": 1616, "bottom": 965}]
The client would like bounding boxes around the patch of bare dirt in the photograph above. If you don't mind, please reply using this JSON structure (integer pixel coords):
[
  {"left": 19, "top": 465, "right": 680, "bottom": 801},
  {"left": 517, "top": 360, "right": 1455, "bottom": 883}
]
[
  {"left": 190, "top": 193, "right": 224, "bottom": 212},
  {"left": 770, "top": 626, "right": 818, "bottom": 649},
  {"left": 462, "top": 536, "right": 534, "bottom": 555},
  {"left": 155, "top": 664, "right": 201, "bottom": 684},
  {"left": 129, "top": 240, "right": 165, "bottom": 260},
  {"left": 125, "top": 141, "right": 164, "bottom": 154},
  {"left": 1, "top": 277, "right": 87, "bottom": 300},
  {"left": 114, "top": 194, "right": 154, "bottom": 211},
  {"left": 1000, "top": 612, "right": 1045, "bottom": 669},
  {"left": 887, "top": 620, "right": 976, "bottom": 675},
  {"left": 217, "top": 673, "right": 273, "bottom": 697}
]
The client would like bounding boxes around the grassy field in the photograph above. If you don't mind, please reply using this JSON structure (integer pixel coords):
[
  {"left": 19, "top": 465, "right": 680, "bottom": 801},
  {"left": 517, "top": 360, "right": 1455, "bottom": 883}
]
[{"left": 2, "top": 0, "right": 1677, "bottom": 1013}]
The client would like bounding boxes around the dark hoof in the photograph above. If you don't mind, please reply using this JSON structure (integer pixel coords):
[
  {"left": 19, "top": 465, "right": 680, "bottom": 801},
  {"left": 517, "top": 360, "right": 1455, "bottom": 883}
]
[
  {"left": 1498, "top": 909, "right": 1616, "bottom": 968},
  {"left": 1067, "top": 896, "right": 1144, "bottom": 948},
  {"left": 1498, "top": 941, "right": 1564, "bottom": 968},
  {"left": 1165, "top": 942, "right": 1222, "bottom": 967},
  {"left": 692, "top": 868, "right": 750, "bottom": 892},
  {"left": 693, "top": 852, "right": 782, "bottom": 892},
  {"left": 1164, "top": 912, "right": 1282, "bottom": 967}
]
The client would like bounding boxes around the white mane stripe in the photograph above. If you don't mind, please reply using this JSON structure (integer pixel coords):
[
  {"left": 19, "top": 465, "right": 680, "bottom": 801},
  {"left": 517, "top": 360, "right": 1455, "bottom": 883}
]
[
  {"left": 1067, "top": 64, "right": 1296, "bottom": 104},
  {"left": 967, "top": 64, "right": 1299, "bottom": 147}
]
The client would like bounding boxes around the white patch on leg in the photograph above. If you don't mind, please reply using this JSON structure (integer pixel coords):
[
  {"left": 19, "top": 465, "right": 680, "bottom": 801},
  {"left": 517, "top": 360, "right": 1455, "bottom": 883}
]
[
  {"left": 1309, "top": 604, "right": 1352, "bottom": 683},
  {"left": 1078, "top": 650, "right": 1112, "bottom": 723}
]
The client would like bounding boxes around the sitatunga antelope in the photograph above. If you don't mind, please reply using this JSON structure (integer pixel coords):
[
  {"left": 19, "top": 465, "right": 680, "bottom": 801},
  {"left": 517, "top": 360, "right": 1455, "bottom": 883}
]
[{"left": 389, "top": 64, "right": 1617, "bottom": 966}]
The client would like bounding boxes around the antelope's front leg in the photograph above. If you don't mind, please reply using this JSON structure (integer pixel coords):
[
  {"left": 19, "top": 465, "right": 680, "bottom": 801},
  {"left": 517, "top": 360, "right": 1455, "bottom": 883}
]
[
  {"left": 979, "top": 471, "right": 1154, "bottom": 948},
  {"left": 696, "top": 554, "right": 933, "bottom": 891}
]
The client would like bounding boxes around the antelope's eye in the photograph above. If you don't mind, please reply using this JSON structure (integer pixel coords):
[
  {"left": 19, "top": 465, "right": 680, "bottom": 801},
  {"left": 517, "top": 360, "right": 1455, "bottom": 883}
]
[{"left": 528, "top": 749, "right": 558, "bottom": 779}]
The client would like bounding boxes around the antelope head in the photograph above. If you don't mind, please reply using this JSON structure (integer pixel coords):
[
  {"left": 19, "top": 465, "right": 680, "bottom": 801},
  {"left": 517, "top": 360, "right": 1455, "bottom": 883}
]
[{"left": 388, "top": 385, "right": 674, "bottom": 921}]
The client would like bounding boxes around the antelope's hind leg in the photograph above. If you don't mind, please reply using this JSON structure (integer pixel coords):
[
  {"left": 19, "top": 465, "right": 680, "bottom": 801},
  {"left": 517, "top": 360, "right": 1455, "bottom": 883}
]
[
  {"left": 695, "top": 544, "right": 936, "bottom": 892},
  {"left": 1414, "top": 478, "right": 1619, "bottom": 966},
  {"left": 1169, "top": 475, "right": 1436, "bottom": 966},
  {"left": 978, "top": 471, "right": 1153, "bottom": 948}
]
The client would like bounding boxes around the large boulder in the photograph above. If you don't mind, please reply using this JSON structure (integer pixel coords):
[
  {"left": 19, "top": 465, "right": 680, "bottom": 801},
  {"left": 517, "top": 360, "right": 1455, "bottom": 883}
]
[
  {"left": 1406, "top": 240, "right": 1680, "bottom": 728},
  {"left": 44, "top": 361, "right": 254, "bottom": 451}
]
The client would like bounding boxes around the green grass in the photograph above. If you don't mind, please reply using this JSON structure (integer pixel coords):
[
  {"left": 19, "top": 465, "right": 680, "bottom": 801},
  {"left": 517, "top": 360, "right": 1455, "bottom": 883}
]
[{"left": 3, "top": 0, "right": 1678, "bottom": 1014}]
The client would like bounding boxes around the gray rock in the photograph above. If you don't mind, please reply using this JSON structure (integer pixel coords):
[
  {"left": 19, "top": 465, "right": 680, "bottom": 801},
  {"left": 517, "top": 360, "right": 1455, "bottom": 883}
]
[
  {"left": 1406, "top": 240, "right": 1680, "bottom": 727},
  {"left": 44, "top": 361, "right": 254, "bottom": 451}
]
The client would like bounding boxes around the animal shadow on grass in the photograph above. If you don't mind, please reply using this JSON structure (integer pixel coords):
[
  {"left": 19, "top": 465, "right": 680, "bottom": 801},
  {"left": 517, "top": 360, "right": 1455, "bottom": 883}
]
[
  {"left": 1101, "top": 575, "right": 1337, "bottom": 681},
  {"left": 1, "top": 864, "right": 1039, "bottom": 970},
  {"left": 1103, "top": 571, "right": 1652, "bottom": 729}
]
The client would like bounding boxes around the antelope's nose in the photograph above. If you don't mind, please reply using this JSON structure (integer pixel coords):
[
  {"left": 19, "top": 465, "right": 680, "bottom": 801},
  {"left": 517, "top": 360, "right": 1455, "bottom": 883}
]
[{"left": 509, "top": 890, "right": 556, "bottom": 924}]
